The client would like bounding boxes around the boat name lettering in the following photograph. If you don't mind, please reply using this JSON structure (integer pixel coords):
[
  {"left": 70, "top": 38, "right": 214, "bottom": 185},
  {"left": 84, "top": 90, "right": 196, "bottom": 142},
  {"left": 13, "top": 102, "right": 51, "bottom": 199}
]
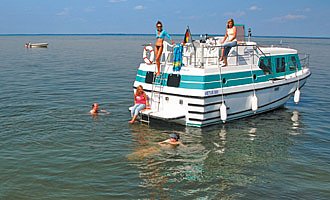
[{"left": 205, "top": 90, "right": 219, "bottom": 96}]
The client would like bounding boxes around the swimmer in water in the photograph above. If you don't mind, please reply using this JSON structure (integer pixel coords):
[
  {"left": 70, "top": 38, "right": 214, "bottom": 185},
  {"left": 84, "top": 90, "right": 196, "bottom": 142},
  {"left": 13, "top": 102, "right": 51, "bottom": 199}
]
[
  {"left": 158, "top": 133, "right": 184, "bottom": 146},
  {"left": 90, "top": 103, "right": 109, "bottom": 115}
]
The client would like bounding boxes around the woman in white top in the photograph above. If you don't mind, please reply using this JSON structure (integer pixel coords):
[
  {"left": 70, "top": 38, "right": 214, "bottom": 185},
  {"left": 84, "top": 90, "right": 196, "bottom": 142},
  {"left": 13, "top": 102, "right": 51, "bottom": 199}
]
[{"left": 220, "top": 18, "right": 237, "bottom": 66}]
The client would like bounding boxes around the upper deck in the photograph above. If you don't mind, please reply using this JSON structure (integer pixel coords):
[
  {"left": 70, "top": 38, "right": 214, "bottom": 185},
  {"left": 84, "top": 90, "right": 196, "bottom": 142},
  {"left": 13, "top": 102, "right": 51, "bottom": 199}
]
[{"left": 136, "top": 33, "right": 310, "bottom": 92}]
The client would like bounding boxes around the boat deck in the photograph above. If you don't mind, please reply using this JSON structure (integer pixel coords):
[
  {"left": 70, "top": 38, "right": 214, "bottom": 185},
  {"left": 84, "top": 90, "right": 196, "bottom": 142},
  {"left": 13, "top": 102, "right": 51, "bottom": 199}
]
[{"left": 140, "top": 109, "right": 185, "bottom": 120}]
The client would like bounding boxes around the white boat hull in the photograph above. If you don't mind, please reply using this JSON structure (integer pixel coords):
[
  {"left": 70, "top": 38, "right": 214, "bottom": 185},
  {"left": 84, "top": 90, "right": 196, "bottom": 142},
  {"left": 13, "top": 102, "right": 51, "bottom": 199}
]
[
  {"left": 135, "top": 68, "right": 310, "bottom": 127},
  {"left": 26, "top": 43, "right": 48, "bottom": 48}
]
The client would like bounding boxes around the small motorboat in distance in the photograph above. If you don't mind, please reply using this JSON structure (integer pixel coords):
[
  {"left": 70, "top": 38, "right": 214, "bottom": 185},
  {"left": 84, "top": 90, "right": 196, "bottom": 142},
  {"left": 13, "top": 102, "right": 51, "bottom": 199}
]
[{"left": 25, "top": 42, "right": 48, "bottom": 48}]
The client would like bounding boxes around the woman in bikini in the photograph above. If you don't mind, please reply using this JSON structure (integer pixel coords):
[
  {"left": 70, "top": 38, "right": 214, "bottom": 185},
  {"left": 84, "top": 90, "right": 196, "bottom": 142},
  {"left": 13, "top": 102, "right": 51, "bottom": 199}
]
[{"left": 155, "top": 21, "right": 174, "bottom": 76}]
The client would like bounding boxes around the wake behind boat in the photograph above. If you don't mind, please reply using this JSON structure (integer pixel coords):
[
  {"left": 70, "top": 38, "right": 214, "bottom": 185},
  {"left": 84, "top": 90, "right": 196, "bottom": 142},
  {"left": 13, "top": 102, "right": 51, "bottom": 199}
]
[
  {"left": 25, "top": 42, "right": 48, "bottom": 48},
  {"left": 131, "top": 25, "right": 311, "bottom": 127}
]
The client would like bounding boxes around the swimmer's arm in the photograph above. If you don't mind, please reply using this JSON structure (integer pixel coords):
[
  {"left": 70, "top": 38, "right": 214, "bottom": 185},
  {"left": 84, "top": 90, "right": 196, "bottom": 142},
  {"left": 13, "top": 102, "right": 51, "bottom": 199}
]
[
  {"left": 158, "top": 139, "right": 171, "bottom": 145},
  {"left": 100, "top": 109, "right": 110, "bottom": 114}
]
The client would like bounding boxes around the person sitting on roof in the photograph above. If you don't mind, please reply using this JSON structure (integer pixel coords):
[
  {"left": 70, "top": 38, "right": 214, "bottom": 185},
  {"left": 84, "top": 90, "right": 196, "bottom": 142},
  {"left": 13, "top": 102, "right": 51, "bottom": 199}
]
[{"left": 220, "top": 18, "right": 237, "bottom": 67}]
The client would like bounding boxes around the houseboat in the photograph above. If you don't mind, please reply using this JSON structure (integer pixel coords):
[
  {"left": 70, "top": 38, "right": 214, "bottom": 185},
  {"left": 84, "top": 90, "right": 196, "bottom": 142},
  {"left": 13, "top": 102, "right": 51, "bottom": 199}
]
[{"left": 131, "top": 26, "right": 311, "bottom": 127}]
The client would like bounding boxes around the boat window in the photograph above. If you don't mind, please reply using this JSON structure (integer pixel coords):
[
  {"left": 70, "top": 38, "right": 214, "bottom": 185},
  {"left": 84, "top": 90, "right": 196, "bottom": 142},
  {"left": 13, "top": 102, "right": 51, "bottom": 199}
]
[
  {"left": 145, "top": 71, "right": 154, "bottom": 84},
  {"left": 276, "top": 57, "right": 286, "bottom": 73},
  {"left": 258, "top": 57, "right": 272, "bottom": 74},
  {"left": 167, "top": 74, "right": 181, "bottom": 87},
  {"left": 288, "top": 56, "right": 297, "bottom": 71}
]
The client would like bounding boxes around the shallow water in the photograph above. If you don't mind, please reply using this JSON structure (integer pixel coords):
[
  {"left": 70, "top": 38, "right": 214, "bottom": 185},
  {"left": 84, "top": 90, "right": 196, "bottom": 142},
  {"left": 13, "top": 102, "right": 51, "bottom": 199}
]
[{"left": 0, "top": 35, "right": 329, "bottom": 199}]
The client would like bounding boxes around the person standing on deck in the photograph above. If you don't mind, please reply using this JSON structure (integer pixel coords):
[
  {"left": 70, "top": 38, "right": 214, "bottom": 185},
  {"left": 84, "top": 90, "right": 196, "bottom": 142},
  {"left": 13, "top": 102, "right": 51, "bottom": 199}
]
[{"left": 155, "top": 21, "right": 174, "bottom": 76}]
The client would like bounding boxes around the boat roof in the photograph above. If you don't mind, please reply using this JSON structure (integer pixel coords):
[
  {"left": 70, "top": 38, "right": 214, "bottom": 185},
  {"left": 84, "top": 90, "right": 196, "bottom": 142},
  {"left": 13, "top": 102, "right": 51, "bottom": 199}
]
[{"left": 259, "top": 46, "right": 297, "bottom": 56}]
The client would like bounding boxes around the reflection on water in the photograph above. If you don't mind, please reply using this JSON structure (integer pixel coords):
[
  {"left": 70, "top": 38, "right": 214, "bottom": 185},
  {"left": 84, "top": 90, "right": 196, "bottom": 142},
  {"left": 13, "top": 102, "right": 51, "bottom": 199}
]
[
  {"left": 290, "top": 110, "right": 301, "bottom": 135},
  {"left": 213, "top": 127, "right": 227, "bottom": 154},
  {"left": 127, "top": 108, "right": 305, "bottom": 199}
]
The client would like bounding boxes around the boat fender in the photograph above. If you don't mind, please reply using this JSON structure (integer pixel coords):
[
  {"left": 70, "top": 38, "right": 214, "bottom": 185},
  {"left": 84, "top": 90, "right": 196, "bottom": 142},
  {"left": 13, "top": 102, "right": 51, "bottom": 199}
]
[
  {"left": 294, "top": 89, "right": 300, "bottom": 104},
  {"left": 251, "top": 94, "right": 258, "bottom": 112},
  {"left": 143, "top": 45, "right": 154, "bottom": 65},
  {"left": 220, "top": 103, "right": 227, "bottom": 123}
]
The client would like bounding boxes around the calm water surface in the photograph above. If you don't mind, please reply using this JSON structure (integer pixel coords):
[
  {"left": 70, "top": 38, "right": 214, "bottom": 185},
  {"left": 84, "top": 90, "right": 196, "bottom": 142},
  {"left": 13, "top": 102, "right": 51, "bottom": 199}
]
[{"left": 0, "top": 35, "right": 329, "bottom": 199}]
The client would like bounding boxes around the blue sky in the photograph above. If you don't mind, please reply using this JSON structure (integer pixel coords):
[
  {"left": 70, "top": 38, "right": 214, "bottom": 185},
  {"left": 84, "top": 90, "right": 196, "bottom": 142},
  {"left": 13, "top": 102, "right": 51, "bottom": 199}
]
[{"left": 0, "top": 0, "right": 329, "bottom": 37}]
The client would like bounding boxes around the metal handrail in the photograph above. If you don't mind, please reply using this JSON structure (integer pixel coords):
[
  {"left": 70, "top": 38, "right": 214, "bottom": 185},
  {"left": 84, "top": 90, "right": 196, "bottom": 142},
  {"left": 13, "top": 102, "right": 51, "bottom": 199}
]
[
  {"left": 183, "top": 42, "right": 263, "bottom": 67},
  {"left": 154, "top": 41, "right": 306, "bottom": 69},
  {"left": 299, "top": 53, "right": 310, "bottom": 69}
]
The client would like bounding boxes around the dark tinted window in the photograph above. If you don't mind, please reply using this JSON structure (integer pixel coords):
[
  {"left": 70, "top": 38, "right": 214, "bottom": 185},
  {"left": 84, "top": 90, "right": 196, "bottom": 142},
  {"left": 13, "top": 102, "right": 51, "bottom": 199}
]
[
  {"left": 145, "top": 71, "right": 154, "bottom": 84},
  {"left": 259, "top": 57, "right": 272, "bottom": 74},
  {"left": 167, "top": 74, "right": 181, "bottom": 87},
  {"left": 276, "top": 57, "right": 286, "bottom": 73},
  {"left": 288, "top": 56, "right": 297, "bottom": 71}
]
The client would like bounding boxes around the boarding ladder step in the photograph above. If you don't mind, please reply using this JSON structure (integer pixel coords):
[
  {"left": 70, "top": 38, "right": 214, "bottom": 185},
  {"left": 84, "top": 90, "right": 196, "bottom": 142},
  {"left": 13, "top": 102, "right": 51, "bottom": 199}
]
[
  {"left": 140, "top": 114, "right": 150, "bottom": 125},
  {"left": 139, "top": 109, "right": 155, "bottom": 125},
  {"left": 150, "top": 72, "right": 165, "bottom": 111},
  {"left": 147, "top": 53, "right": 171, "bottom": 125}
]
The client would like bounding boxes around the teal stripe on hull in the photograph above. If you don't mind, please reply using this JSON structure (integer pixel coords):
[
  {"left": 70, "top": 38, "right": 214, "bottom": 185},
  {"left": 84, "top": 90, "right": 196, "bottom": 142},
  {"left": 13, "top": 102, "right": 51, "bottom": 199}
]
[
  {"left": 135, "top": 69, "right": 294, "bottom": 90},
  {"left": 135, "top": 76, "right": 145, "bottom": 83}
]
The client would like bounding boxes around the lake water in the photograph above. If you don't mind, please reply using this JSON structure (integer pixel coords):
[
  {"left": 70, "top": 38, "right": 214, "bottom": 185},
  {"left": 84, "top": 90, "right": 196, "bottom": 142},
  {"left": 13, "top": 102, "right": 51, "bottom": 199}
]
[{"left": 0, "top": 35, "right": 329, "bottom": 199}]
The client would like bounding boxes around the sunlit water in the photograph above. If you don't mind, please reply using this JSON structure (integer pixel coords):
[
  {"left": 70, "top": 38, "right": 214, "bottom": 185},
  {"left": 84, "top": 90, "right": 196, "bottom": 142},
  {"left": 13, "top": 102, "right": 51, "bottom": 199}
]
[{"left": 0, "top": 35, "right": 329, "bottom": 199}]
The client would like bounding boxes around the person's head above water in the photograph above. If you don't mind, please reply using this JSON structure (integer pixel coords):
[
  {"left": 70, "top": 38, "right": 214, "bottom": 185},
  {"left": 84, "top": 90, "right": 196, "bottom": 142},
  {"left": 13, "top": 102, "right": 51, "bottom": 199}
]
[
  {"left": 92, "top": 103, "right": 99, "bottom": 109},
  {"left": 169, "top": 133, "right": 180, "bottom": 141},
  {"left": 158, "top": 132, "right": 183, "bottom": 146},
  {"left": 90, "top": 103, "right": 99, "bottom": 114}
]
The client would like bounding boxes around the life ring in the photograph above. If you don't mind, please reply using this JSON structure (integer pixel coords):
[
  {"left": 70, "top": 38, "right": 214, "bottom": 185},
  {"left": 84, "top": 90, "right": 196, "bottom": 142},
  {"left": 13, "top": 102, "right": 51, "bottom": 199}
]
[{"left": 143, "top": 45, "right": 154, "bottom": 65}]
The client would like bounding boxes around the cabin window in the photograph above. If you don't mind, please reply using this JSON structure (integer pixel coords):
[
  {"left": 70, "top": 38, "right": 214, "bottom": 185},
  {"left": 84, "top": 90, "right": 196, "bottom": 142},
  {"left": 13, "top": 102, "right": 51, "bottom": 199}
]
[
  {"left": 167, "top": 74, "right": 181, "bottom": 87},
  {"left": 258, "top": 57, "right": 272, "bottom": 74},
  {"left": 288, "top": 56, "right": 297, "bottom": 71},
  {"left": 276, "top": 57, "right": 286, "bottom": 73},
  {"left": 145, "top": 71, "right": 154, "bottom": 84}
]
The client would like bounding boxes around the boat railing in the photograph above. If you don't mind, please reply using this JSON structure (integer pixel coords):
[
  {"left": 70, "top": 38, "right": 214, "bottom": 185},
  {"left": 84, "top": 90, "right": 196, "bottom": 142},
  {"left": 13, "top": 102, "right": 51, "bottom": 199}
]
[
  {"left": 159, "top": 41, "right": 278, "bottom": 69},
  {"left": 180, "top": 41, "right": 269, "bottom": 68},
  {"left": 254, "top": 45, "right": 271, "bottom": 58},
  {"left": 299, "top": 53, "right": 310, "bottom": 69},
  {"left": 160, "top": 41, "right": 175, "bottom": 64}
]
